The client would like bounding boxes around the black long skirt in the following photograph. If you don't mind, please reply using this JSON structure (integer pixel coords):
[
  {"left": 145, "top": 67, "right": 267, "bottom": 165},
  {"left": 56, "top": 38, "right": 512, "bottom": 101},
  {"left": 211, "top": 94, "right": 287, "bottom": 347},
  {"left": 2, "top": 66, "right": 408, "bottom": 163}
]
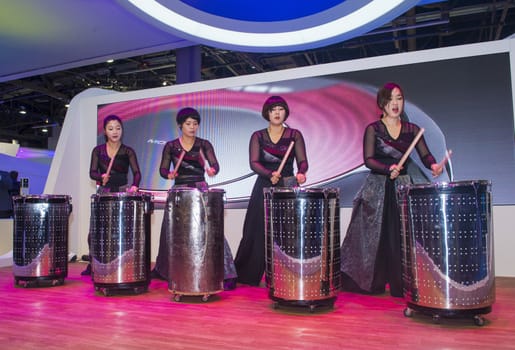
[
  {"left": 340, "top": 173, "right": 409, "bottom": 297},
  {"left": 234, "top": 176, "right": 271, "bottom": 286}
]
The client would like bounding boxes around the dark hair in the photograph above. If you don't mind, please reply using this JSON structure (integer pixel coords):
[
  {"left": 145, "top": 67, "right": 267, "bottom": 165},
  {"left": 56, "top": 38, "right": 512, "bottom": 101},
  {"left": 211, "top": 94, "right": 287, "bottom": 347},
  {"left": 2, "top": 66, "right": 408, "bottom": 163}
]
[
  {"left": 176, "top": 107, "right": 201, "bottom": 126},
  {"left": 376, "top": 82, "right": 404, "bottom": 111},
  {"left": 103, "top": 114, "right": 123, "bottom": 130},
  {"left": 103, "top": 114, "right": 123, "bottom": 142},
  {"left": 261, "top": 96, "right": 290, "bottom": 121}
]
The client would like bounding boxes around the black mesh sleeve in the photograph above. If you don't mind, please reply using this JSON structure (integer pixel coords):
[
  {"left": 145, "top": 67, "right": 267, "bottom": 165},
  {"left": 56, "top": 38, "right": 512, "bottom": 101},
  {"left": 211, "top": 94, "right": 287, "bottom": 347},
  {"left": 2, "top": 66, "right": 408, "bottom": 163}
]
[
  {"left": 249, "top": 131, "right": 273, "bottom": 178},
  {"left": 293, "top": 130, "right": 308, "bottom": 174},
  {"left": 202, "top": 139, "right": 220, "bottom": 174},
  {"left": 363, "top": 124, "right": 390, "bottom": 174},
  {"left": 159, "top": 142, "right": 174, "bottom": 179}
]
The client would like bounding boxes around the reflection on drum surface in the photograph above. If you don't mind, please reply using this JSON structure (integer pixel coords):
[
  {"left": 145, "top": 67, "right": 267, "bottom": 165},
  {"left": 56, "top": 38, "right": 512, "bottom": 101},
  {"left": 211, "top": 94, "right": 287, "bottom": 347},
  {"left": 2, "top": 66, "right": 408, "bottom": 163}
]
[
  {"left": 13, "top": 195, "right": 72, "bottom": 280},
  {"left": 398, "top": 180, "right": 495, "bottom": 310},
  {"left": 90, "top": 193, "right": 152, "bottom": 288},
  {"left": 265, "top": 187, "right": 341, "bottom": 304},
  {"left": 167, "top": 188, "right": 225, "bottom": 298}
]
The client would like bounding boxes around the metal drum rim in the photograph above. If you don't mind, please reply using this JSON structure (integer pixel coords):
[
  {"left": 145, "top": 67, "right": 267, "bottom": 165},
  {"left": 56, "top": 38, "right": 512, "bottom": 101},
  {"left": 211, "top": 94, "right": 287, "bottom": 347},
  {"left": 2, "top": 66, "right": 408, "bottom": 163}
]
[
  {"left": 398, "top": 179, "right": 491, "bottom": 193},
  {"left": 264, "top": 186, "right": 339, "bottom": 193},
  {"left": 91, "top": 193, "right": 152, "bottom": 201},
  {"left": 13, "top": 194, "right": 71, "bottom": 203},
  {"left": 169, "top": 187, "right": 225, "bottom": 193},
  {"left": 264, "top": 186, "right": 339, "bottom": 199}
]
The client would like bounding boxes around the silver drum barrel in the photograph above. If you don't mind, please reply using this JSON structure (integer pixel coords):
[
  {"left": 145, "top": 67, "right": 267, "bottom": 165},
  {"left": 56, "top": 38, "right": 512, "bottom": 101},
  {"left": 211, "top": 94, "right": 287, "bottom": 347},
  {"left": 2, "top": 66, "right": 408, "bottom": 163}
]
[
  {"left": 90, "top": 192, "right": 153, "bottom": 295},
  {"left": 13, "top": 195, "right": 72, "bottom": 287},
  {"left": 264, "top": 187, "right": 341, "bottom": 310},
  {"left": 167, "top": 188, "right": 225, "bottom": 301},
  {"left": 398, "top": 180, "right": 495, "bottom": 324}
]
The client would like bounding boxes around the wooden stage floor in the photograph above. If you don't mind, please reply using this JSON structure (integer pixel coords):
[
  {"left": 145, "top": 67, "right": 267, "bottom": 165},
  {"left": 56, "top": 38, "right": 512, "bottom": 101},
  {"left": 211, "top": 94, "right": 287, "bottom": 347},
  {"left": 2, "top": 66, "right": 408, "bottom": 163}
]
[{"left": 1, "top": 262, "right": 514, "bottom": 350}]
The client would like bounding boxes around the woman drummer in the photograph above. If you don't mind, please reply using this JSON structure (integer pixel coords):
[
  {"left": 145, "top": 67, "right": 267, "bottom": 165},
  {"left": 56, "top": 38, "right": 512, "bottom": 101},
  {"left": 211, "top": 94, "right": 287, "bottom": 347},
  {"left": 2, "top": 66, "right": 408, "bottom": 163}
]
[
  {"left": 234, "top": 95, "right": 308, "bottom": 286},
  {"left": 151, "top": 107, "right": 238, "bottom": 290},
  {"left": 82, "top": 114, "right": 141, "bottom": 275},
  {"left": 340, "top": 82, "right": 443, "bottom": 297}
]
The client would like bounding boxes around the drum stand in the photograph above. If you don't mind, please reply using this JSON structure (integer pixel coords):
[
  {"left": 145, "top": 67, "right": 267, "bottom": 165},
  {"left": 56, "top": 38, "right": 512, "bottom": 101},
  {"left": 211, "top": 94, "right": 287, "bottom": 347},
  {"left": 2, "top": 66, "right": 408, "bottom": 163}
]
[
  {"left": 269, "top": 289, "right": 337, "bottom": 313},
  {"left": 170, "top": 289, "right": 222, "bottom": 302},
  {"left": 403, "top": 302, "right": 491, "bottom": 326},
  {"left": 15, "top": 275, "right": 65, "bottom": 288},
  {"left": 271, "top": 298, "right": 337, "bottom": 313},
  {"left": 94, "top": 281, "right": 149, "bottom": 297}
]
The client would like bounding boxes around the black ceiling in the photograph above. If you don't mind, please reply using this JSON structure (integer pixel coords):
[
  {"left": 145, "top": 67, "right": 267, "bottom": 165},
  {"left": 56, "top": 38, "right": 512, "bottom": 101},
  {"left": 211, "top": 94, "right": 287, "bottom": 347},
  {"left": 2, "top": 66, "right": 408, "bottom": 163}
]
[{"left": 1, "top": 0, "right": 514, "bottom": 149}]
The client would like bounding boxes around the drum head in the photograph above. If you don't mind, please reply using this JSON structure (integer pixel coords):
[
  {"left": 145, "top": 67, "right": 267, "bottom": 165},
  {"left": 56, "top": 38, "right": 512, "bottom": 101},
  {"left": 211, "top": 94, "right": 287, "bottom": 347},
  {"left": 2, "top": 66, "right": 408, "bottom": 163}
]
[
  {"left": 169, "top": 187, "right": 198, "bottom": 194},
  {"left": 264, "top": 187, "right": 293, "bottom": 195},
  {"left": 403, "top": 180, "right": 490, "bottom": 196},
  {"left": 265, "top": 187, "right": 339, "bottom": 199},
  {"left": 14, "top": 194, "right": 70, "bottom": 204},
  {"left": 92, "top": 192, "right": 150, "bottom": 201}
]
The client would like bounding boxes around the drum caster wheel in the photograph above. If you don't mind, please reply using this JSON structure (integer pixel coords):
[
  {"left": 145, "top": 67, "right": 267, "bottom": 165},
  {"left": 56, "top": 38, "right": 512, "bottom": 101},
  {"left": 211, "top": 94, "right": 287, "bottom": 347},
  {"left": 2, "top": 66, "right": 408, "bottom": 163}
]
[
  {"left": 272, "top": 302, "right": 279, "bottom": 310},
  {"left": 309, "top": 305, "right": 316, "bottom": 313},
  {"left": 23, "top": 281, "right": 35, "bottom": 288},
  {"left": 432, "top": 314, "right": 441, "bottom": 324},
  {"left": 201, "top": 295, "right": 210, "bottom": 302},
  {"left": 474, "top": 315, "right": 485, "bottom": 327},
  {"left": 173, "top": 294, "right": 181, "bottom": 302},
  {"left": 102, "top": 289, "right": 111, "bottom": 297},
  {"left": 52, "top": 279, "right": 63, "bottom": 286},
  {"left": 403, "top": 307, "right": 414, "bottom": 317},
  {"left": 133, "top": 287, "right": 145, "bottom": 294}
]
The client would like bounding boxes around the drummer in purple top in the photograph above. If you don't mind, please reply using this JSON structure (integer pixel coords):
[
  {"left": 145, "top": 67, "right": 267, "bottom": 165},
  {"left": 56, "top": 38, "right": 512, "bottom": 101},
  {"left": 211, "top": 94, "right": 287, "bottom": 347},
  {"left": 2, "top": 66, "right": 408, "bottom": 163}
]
[
  {"left": 234, "top": 95, "right": 309, "bottom": 287},
  {"left": 81, "top": 114, "right": 142, "bottom": 276},
  {"left": 151, "top": 107, "right": 238, "bottom": 290},
  {"left": 340, "top": 83, "right": 443, "bottom": 297}
]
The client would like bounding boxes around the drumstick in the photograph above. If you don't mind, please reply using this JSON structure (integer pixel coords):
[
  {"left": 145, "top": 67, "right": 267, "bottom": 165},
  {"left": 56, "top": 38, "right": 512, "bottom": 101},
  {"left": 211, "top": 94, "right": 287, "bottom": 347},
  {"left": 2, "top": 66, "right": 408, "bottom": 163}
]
[
  {"left": 105, "top": 157, "right": 115, "bottom": 178},
  {"left": 276, "top": 141, "right": 295, "bottom": 174},
  {"left": 172, "top": 150, "right": 186, "bottom": 177},
  {"left": 390, "top": 128, "right": 424, "bottom": 180},
  {"left": 397, "top": 128, "right": 425, "bottom": 170},
  {"left": 437, "top": 149, "right": 453, "bottom": 169},
  {"left": 103, "top": 144, "right": 120, "bottom": 185}
]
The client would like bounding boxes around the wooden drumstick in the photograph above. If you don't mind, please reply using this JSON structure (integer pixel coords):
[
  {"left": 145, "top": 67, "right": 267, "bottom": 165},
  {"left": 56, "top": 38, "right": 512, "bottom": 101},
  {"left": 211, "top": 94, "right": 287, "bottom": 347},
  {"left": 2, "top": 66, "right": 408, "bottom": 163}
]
[
  {"left": 390, "top": 128, "right": 424, "bottom": 179},
  {"left": 172, "top": 150, "right": 186, "bottom": 177},
  {"left": 397, "top": 128, "right": 425, "bottom": 170},
  {"left": 276, "top": 141, "right": 295, "bottom": 174},
  {"left": 103, "top": 144, "right": 120, "bottom": 185},
  {"left": 199, "top": 148, "right": 209, "bottom": 172},
  {"left": 437, "top": 149, "right": 453, "bottom": 169}
]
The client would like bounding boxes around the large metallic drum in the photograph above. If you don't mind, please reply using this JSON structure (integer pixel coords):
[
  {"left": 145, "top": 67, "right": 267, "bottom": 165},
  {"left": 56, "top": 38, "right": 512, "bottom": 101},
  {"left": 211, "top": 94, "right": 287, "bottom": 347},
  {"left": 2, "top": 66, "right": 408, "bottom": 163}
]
[
  {"left": 166, "top": 188, "right": 225, "bottom": 301},
  {"left": 13, "top": 195, "right": 72, "bottom": 287},
  {"left": 264, "top": 187, "right": 341, "bottom": 310},
  {"left": 90, "top": 192, "right": 153, "bottom": 295},
  {"left": 398, "top": 180, "right": 495, "bottom": 324}
]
